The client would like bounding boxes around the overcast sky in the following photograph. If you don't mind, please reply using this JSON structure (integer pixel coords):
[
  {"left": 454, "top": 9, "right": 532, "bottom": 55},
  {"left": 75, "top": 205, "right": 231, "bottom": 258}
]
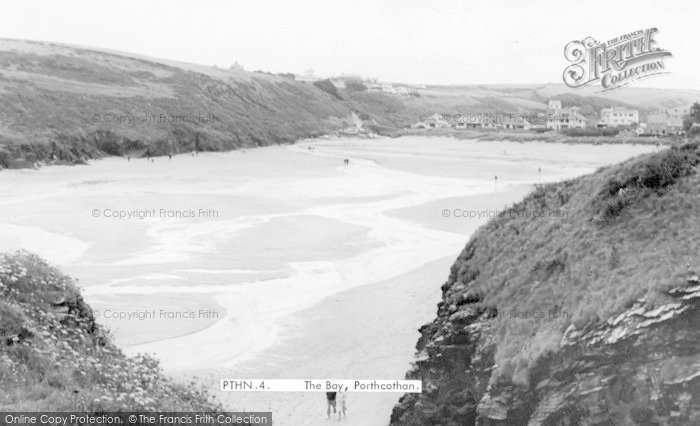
[{"left": 1, "top": 0, "right": 698, "bottom": 89}]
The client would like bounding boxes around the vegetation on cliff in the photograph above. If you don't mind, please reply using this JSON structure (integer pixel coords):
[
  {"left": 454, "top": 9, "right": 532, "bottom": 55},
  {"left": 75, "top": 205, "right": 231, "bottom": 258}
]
[
  {"left": 0, "top": 40, "right": 407, "bottom": 169},
  {"left": 392, "top": 143, "right": 700, "bottom": 425},
  {"left": 0, "top": 251, "right": 219, "bottom": 411}
]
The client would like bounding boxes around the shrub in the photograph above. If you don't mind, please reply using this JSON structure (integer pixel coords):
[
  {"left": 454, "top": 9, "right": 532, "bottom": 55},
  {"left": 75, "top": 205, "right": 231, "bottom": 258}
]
[
  {"left": 597, "top": 145, "right": 700, "bottom": 220},
  {"left": 562, "top": 128, "right": 620, "bottom": 137},
  {"left": 345, "top": 80, "right": 367, "bottom": 92}
]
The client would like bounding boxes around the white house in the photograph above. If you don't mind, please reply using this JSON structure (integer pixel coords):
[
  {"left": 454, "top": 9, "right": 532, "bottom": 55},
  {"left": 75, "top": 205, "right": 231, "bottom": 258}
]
[
  {"left": 599, "top": 107, "right": 639, "bottom": 127},
  {"left": 544, "top": 101, "right": 586, "bottom": 130},
  {"left": 547, "top": 111, "right": 587, "bottom": 130}
]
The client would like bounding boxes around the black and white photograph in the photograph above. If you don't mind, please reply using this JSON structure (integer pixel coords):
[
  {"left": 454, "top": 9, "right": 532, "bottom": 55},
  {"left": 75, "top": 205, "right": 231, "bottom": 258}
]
[{"left": 0, "top": 1, "right": 699, "bottom": 425}]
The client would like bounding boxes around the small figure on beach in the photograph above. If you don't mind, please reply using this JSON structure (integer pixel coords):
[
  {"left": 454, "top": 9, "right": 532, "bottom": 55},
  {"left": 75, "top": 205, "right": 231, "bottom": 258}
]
[
  {"left": 169, "top": 152, "right": 172, "bottom": 160},
  {"left": 538, "top": 167, "right": 541, "bottom": 173},
  {"left": 337, "top": 390, "right": 347, "bottom": 420},
  {"left": 494, "top": 174, "right": 498, "bottom": 182},
  {"left": 326, "top": 392, "right": 337, "bottom": 420},
  {"left": 344, "top": 158, "right": 349, "bottom": 165}
]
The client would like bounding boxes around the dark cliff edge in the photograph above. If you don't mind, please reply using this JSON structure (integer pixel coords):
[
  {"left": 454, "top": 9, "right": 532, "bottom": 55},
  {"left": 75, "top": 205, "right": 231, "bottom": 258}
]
[
  {"left": 391, "top": 143, "right": 700, "bottom": 425},
  {"left": 0, "top": 251, "right": 219, "bottom": 410}
]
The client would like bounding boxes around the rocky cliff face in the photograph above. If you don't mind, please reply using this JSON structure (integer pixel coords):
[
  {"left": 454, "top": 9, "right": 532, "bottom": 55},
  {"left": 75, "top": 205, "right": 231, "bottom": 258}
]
[{"left": 391, "top": 144, "right": 700, "bottom": 425}]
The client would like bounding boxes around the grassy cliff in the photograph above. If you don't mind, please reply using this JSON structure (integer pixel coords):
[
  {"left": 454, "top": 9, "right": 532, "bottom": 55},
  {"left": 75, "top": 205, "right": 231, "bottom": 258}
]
[
  {"left": 0, "top": 39, "right": 410, "bottom": 168},
  {"left": 0, "top": 251, "right": 219, "bottom": 411},
  {"left": 391, "top": 143, "right": 700, "bottom": 425}
]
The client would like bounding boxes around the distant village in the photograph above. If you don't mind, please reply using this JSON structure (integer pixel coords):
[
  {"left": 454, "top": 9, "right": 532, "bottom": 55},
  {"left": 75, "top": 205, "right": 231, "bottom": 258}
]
[
  {"left": 242, "top": 65, "right": 698, "bottom": 139},
  {"left": 412, "top": 100, "right": 698, "bottom": 137}
]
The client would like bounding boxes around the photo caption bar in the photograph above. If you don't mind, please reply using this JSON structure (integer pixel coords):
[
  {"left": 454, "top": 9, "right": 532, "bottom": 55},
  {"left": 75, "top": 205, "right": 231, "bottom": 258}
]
[{"left": 220, "top": 379, "right": 422, "bottom": 393}]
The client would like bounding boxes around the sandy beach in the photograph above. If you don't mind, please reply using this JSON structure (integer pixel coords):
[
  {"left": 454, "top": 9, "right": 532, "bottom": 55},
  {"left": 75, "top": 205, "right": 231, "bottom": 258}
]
[
  {"left": 209, "top": 256, "right": 455, "bottom": 426},
  {"left": 0, "top": 136, "right": 661, "bottom": 424}
]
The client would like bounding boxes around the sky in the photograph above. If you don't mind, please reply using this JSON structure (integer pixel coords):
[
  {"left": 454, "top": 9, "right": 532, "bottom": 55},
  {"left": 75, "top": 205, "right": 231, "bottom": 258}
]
[{"left": 1, "top": 0, "right": 698, "bottom": 89}]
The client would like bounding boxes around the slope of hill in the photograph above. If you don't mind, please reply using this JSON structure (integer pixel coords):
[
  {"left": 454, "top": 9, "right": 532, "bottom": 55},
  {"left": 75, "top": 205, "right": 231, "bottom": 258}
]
[
  {"left": 0, "top": 39, "right": 408, "bottom": 168},
  {"left": 391, "top": 143, "right": 700, "bottom": 425},
  {"left": 0, "top": 251, "right": 220, "bottom": 410},
  {"left": 0, "top": 39, "right": 698, "bottom": 170}
]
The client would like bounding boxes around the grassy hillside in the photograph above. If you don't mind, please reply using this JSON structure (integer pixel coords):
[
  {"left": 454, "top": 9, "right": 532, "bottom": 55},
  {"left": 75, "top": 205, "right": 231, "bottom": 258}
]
[
  {"left": 1, "top": 39, "right": 698, "bottom": 169},
  {"left": 0, "top": 251, "right": 219, "bottom": 411},
  {"left": 392, "top": 143, "right": 700, "bottom": 425},
  {"left": 0, "top": 39, "right": 407, "bottom": 168}
]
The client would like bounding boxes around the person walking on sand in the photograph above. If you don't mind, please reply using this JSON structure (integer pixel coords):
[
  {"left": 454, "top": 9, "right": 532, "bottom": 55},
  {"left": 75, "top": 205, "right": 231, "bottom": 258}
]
[{"left": 326, "top": 392, "right": 337, "bottom": 420}]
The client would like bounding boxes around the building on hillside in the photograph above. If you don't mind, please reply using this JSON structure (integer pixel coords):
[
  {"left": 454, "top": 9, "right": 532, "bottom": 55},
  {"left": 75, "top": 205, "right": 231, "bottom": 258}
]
[
  {"left": 647, "top": 104, "right": 694, "bottom": 135},
  {"left": 412, "top": 113, "right": 449, "bottom": 129},
  {"left": 392, "top": 86, "right": 418, "bottom": 96},
  {"left": 547, "top": 110, "right": 587, "bottom": 130},
  {"left": 454, "top": 115, "right": 488, "bottom": 129},
  {"left": 529, "top": 113, "right": 549, "bottom": 130},
  {"left": 295, "top": 69, "right": 321, "bottom": 82},
  {"left": 597, "top": 107, "right": 639, "bottom": 127},
  {"left": 367, "top": 80, "right": 418, "bottom": 96},
  {"left": 500, "top": 116, "right": 531, "bottom": 130},
  {"left": 545, "top": 100, "right": 586, "bottom": 130}
]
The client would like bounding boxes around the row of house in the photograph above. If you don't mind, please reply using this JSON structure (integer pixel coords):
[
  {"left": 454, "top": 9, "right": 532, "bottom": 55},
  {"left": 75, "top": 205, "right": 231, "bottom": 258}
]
[
  {"left": 595, "top": 104, "right": 697, "bottom": 135},
  {"left": 412, "top": 101, "right": 588, "bottom": 131},
  {"left": 412, "top": 100, "right": 700, "bottom": 136},
  {"left": 365, "top": 80, "right": 418, "bottom": 96}
]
